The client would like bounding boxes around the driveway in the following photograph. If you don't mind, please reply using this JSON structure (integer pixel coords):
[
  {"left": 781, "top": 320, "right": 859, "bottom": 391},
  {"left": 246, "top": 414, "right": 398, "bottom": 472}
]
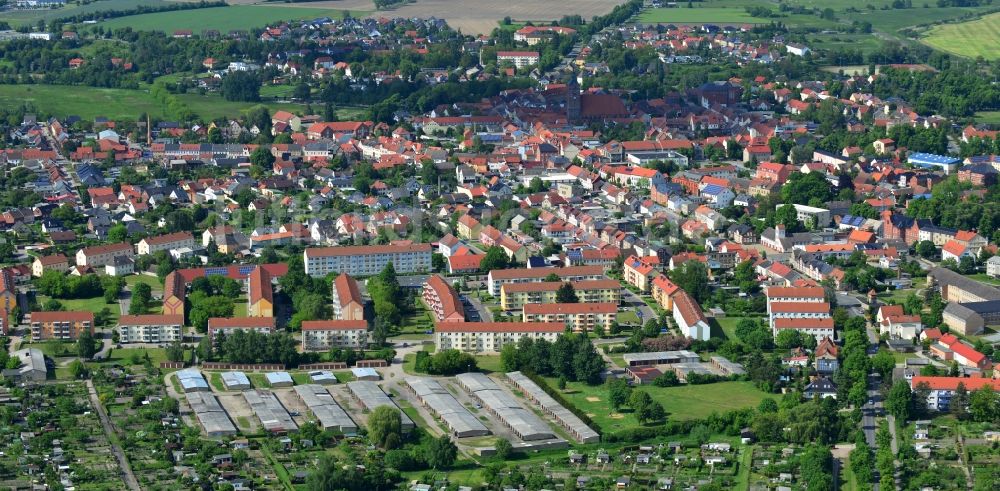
[{"left": 620, "top": 287, "right": 656, "bottom": 326}]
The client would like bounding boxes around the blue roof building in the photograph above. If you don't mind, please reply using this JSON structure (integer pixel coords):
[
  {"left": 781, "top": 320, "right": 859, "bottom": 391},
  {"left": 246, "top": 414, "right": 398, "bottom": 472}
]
[{"left": 908, "top": 152, "right": 961, "bottom": 174}]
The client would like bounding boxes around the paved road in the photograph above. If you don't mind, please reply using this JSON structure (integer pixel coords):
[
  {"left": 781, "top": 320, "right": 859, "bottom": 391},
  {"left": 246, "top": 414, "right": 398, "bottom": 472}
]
[
  {"left": 86, "top": 379, "right": 141, "bottom": 491},
  {"left": 620, "top": 288, "right": 656, "bottom": 326},
  {"left": 464, "top": 294, "right": 493, "bottom": 322}
]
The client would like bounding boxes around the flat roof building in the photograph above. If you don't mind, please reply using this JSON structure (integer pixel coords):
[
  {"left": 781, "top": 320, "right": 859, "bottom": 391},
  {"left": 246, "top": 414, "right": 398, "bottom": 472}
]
[
  {"left": 405, "top": 377, "right": 489, "bottom": 438},
  {"left": 506, "top": 371, "right": 599, "bottom": 443},
  {"left": 293, "top": 384, "right": 358, "bottom": 435},
  {"left": 176, "top": 368, "right": 210, "bottom": 392},
  {"left": 622, "top": 350, "right": 700, "bottom": 367},
  {"left": 455, "top": 372, "right": 555, "bottom": 441},
  {"left": 346, "top": 381, "right": 414, "bottom": 431},
  {"left": 303, "top": 244, "right": 432, "bottom": 277},
  {"left": 185, "top": 391, "right": 238, "bottom": 437},
  {"left": 221, "top": 371, "right": 251, "bottom": 391},
  {"left": 265, "top": 371, "right": 294, "bottom": 387},
  {"left": 243, "top": 390, "right": 297, "bottom": 433}
]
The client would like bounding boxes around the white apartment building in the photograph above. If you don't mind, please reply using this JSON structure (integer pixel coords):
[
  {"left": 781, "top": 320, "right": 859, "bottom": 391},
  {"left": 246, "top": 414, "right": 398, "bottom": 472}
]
[
  {"left": 522, "top": 303, "right": 616, "bottom": 333},
  {"left": 672, "top": 290, "right": 710, "bottom": 341},
  {"left": 137, "top": 231, "right": 196, "bottom": 255},
  {"left": 496, "top": 51, "right": 540, "bottom": 69},
  {"left": 76, "top": 242, "right": 135, "bottom": 267},
  {"left": 303, "top": 244, "right": 432, "bottom": 277},
  {"left": 434, "top": 322, "right": 564, "bottom": 353},
  {"left": 487, "top": 265, "right": 604, "bottom": 296},
  {"left": 207, "top": 317, "right": 275, "bottom": 342},
  {"left": 118, "top": 315, "right": 184, "bottom": 344},
  {"left": 301, "top": 320, "right": 368, "bottom": 350},
  {"left": 766, "top": 286, "right": 832, "bottom": 340},
  {"left": 775, "top": 203, "right": 831, "bottom": 228},
  {"left": 910, "top": 376, "right": 1000, "bottom": 412}
]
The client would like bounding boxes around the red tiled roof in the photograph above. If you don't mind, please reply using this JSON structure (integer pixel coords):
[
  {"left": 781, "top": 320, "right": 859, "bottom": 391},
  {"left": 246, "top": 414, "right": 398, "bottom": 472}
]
[
  {"left": 118, "top": 314, "right": 183, "bottom": 325},
  {"left": 769, "top": 302, "right": 832, "bottom": 314},
  {"left": 766, "top": 286, "right": 825, "bottom": 298},
  {"left": 301, "top": 320, "right": 367, "bottom": 331},
  {"left": 304, "top": 243, "right": 431, "bottom": 257},
  {"left": 523, "top": 302, "right": 617, "bottom": 315},
  {"left": 434, "top": 322, "right": 564, "bottom": 333},
  {"left": 910, "top": 376, "right": 1000, "bottom": 391},
  {"left": 774, "top": 317, "right": 835, "bottom": 330},
  {"left": 207, "top": 317, "right": 276, "bottom": 330},
  {"left": 31, "top": 311, "right": 94, "bottom": 323}
]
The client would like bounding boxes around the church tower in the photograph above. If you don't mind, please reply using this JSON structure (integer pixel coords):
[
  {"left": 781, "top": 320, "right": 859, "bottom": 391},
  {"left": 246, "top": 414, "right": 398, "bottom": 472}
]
[{"left": 566, "top": 72, "right": 581, "bottom": 123}]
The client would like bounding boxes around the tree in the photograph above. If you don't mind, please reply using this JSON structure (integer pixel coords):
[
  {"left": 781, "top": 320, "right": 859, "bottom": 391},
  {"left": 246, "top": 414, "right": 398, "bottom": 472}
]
[
  {"left": 367, "top": 406, "right": 403, "bottom": 449},
  {"left": 607, "top": 377, "right": 631, "bottom": 411},
  {"left": 871, "top": 350, "right": 895, "bottom": 379},
  {"left": 885, "top": 380, "right": 913, "bottom": 422},
  {"left": 968, "top": 385, "right": 999, "bottom": 423},
  {"left": 555, "top": 282, "right": 578, "bottom": 303},
  {"left": 916, "top": 240, "right": 937, "bottom": 258},
  {"left": 758, "top": 397, "right": 779, "bottom": 414},
  {"left": 426, "top": 435, "right": 458, "bottom": 469},
  {"left": 480, "top": 246, "right": 509, "bottom": 272},
  {"left": 775, "top": 329, "right": 805, "bottom": 350},
  {"left": 493, "top": 438, "right": 513, "bottom": 460},
  {"left": 668, "top": 260, "right": 710, "bottom": 303},
  {"left": 76, "top": 328, "right": 99, "bottom": 360},
  {"left": 221, "top": 71, "right": 261, "bottom": 102},
  {"left": 250, "top": 146, "right": 275, "bottom": 169},
  {"left": 950, "top": 382, "right": 969, "bottom": 419},
  {"left": 107, "top": 223, "right": 128, "bottom": 243},
  {"left": 68, "top": 359, "right": 88, "bottom": 379}
]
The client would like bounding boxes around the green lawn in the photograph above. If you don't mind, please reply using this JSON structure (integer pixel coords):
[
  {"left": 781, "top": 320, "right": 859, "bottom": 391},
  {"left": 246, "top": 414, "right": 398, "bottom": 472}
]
[
  {"left": 616, "top": 311, "right": 641, "bottom": 325},
  {"left": 0, "top": 84, "right": 318, "bottom": 123},
  {"left": 710, "top": 316, "right": 754, "bottom": 340},
  {"left": 975, "top": 111, "right": 1000, "bottom": 124},
  {"left": 126, "top": 274, "right": 163, "bottom": 294},
  {"left": 38, "top": 295, "right": 119, "bottom": 325},
  {"left": 553, "top": 379, "right": 771, "bottom": 431},
  {"left": 966, "top": 273, "right": 1000, "bottom": 286},
  {"left": 97, "top": 347, "right": 169, "bottom": 366},
  {"left": 99, "top": 5, "right": 367, "bottom": 33},
  {"left": 474, "top": 355, "right": 502, "bottom": 373},
  {"left": 922, "top": 12, "right": 1000, "bottom": 60}
]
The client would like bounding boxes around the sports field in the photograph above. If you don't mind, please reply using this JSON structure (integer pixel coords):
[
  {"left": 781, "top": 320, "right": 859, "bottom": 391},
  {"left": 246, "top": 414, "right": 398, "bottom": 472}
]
[
  {"left": 553, "top": 379, "right": 771, "bottom": 430},
  {"left": 922, "top": 12, "right": 1000, "bottom": 60},
  {"left": 99, "top": 5, "right": 366, "bottom": 33}
]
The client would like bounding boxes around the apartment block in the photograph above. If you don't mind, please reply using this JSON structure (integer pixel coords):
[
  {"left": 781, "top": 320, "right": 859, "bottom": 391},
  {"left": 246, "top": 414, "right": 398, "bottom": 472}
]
[
  {"left": 522, "top": 303, "right": 616, "bottom": 333},
  {"left": 32, "top": 254, "right": 69, "bottom": 277},
  {"left": 423, "top": 274, "right": 465, "bottom": 323},
  {"left": 118, "top": 314, "right": 184, "bottom": 344},
  {"left": 247, "top": 267, "right": 274, "bottom": 318},
  {"left": 137, "top": 231, "right": 196, "bottom": 255},
  {"left": 207, "top": 317, "right": 275, "bottom": 342},
  {"left": 500, "top": 279, "right": 621, "bottom": 310},
  {"left": 487, "top": 265, "right": 604, "bottom": 296},
  {"left": 76, "top": 242, "right": 134, "bottom": 268},
  {"left": 30, "top": 311, "right": 94, "bottom": 341},
  {"left": 301, "top": 320, "right": 368, "bottom": 350},
  {"left": 911, "top": 376, "right": 1000, "bottom": 412},
  {"left": 331, "top": 273, "right": 365, "bottom": 321},
  {"left": 766, "top": 286, "right": 833, "bottom": 340},
  {"left": 434, "top": 322, "right": 564, "bottom": 353},
  {"left": 303, "top": 244, "right": 432, "bottom": 277}
]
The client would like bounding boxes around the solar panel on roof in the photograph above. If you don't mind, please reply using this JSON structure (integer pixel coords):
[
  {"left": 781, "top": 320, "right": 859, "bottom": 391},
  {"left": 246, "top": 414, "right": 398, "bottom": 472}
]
[
  {"left": 205, "top": 267, "right": 227, "bottom": 276},
  {"left": 238, "top": 265, "right": 255, "bottom": 275}
]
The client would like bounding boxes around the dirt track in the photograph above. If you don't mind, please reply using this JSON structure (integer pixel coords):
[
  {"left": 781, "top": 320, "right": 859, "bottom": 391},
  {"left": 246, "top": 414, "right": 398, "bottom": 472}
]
[{"left": 230, "top": 0, "right": 625, "bottom": 35}]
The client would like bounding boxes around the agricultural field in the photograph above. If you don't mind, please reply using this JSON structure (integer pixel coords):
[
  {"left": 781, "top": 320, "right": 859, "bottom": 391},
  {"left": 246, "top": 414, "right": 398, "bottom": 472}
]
[
  {"left": 98, "top": 5, "right": 367, "bottom": 34},
  {"left": 638, "top": 7, "right": 765, "bottom": 24},
  {"left": 921, "top": 12, "right": 1000, "bottom": 60},
  {"left": 0, "top": 0, "right": 172, "bottom": 27},
  {"left": 552, "top": 378, "right": 771, "bottom": 431},
  {"left": 286, "top": 0, "right": 625, "bottom": 34}
]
